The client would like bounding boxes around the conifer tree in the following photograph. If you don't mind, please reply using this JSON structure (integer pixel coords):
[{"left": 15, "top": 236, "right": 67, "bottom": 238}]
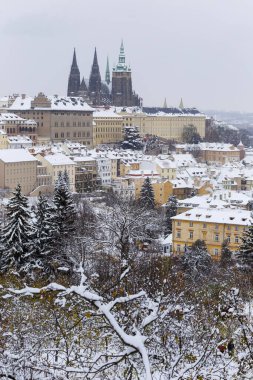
[
  {"left": 165, "top": 195, "right": 178, "bottom": 235},
  {"left": 139, "top": 177, "right": 155, "bottom": 209},
  {"left": 0, "top": 184, "right": 32, "bottom": 271},
  {"left": 53, "top": 171, "right": 76, "bottom": 239},
  {"left": 31, "top": 194, "right": 58, "bottom": 270},
  {"left": 220, "top": 239, "right": 232, "bottom": 267},
  {"left": 121, "top": 126, "right": 144, "bottom": 150},
  {"left": 238, "top": 224, "right": 253, "bottom": 271}
]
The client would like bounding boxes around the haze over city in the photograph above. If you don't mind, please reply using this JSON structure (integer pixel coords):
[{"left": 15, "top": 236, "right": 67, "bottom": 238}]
[{"left": 2, "top": 0, "right": 253, "bottom": 111}]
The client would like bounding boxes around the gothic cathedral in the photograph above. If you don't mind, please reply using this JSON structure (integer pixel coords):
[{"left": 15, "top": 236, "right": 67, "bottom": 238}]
[{"left": 67, "top": 42, "right": 141, "bottom": 107}]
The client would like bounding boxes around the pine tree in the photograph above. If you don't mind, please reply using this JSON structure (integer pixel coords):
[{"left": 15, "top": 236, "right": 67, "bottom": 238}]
[
  {"left": 31, "top": 194, "right": 58, "bottom": 271},
  {"left": 0, "top": 184, "right": 32, "bottom": 271},
  {"left": 165, "top": 195, "right": 177, "bottom": 235},
  {"left": 237, "top": 224, "right": 253, "bottom": 271},
  {"left": 139, "top": 177, "right": 155, "bottom": 209},
  {"left": 53, "top": 172, "right": 76, "bottom": 239},
  {"left": 121, "top": 126, "right": 144, "bottom": 150},
  {"left": 220, "top": 239, "right": 233, "bottom": 267}
]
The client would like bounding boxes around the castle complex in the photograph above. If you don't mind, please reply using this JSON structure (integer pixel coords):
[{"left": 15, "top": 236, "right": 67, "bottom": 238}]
[{"left": 67, "top": 42, "right": 141, "bottom": 107}]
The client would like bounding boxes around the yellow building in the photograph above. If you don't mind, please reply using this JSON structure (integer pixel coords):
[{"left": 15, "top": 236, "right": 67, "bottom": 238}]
[
  {"left": 93, "top": 110, "right": 123, "bottom": 146},
  {"left": 36, "top": 153, "right": 76, "bottom": 192},
  {"left": 117, "top": 108, "right": 206, "bottom": 141},
  {"left": 126, "top": 171, "right": 174, "bottom": 205},
  {"left": 0, "top": 149, "right": 38, "bottom": 195},
  {"left": 171, "top": 207, "right": 251, "bottom": 259},
  {"left": 0, "top": 131, "right": 8, "bottom": 149}
]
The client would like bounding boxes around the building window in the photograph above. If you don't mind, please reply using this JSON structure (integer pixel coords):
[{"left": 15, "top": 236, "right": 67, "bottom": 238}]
[
  {"left": 235, "top": 235, "right": 239, "bottom": 243},
  {"left": 235, "top": 225, "right": 239, "bottom": 231},
  {"left": 177, "top": 221, "right": 181, "bottom": 226},
  {"left": 227, "top": 225, "right": 231, "bottom": 230},
  {"left": 215, "top": 224, "right": 219, "bottom": 230},
  {"left": 61, "top": 132, "right": 64, "bottom": 138},
  {"left": 214, "top": 248, "right": 219, "bottom": 256},
  {"left": 189, "top": 221, "right": 193, "bottom": 227},
  {"left": 176, "top": 230, "right": 181, "bottom": 238},
  {"left": 176, "top": 245, "right": 181, "bottom": 253},
  {"left": 203, "top": 223, "right": 207, "bottom": 228},
  {"left": 55, "top": 122, "right": 58, "bottom": 127},
  {"left": 214, "top": 234, "right": 219, "bottom": 242},
  {"left": 227, "top": 235, "right": 231, "bottom": 243},
  {"left": 189, "top": 231, "right": 193, "bottom": 239},
  {"left": 55, "top": 133, "right": 58, "bottom": 138}
]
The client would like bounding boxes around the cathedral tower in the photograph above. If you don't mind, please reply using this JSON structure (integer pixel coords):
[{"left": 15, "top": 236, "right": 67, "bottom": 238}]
[
  {"left": 88, "top": 48, "right": 102, "bottom": 106},
  {"left": 105, "top": 56, "right": 111, "bottom": 85},
  {"left": 111, "top": 41, "right": 134, "bottom": 107},
  {"left": 67, "top": 49, "right": 81, "bottom": 97}
]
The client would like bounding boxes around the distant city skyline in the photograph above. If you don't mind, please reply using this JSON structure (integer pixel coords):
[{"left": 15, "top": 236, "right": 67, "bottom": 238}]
[{"left": 1, "top": 0, "right": 253, "bottom": 112}]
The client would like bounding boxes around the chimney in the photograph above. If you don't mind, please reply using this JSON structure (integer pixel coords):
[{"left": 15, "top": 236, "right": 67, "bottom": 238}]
[{"left": 21, "top": 94, "right": 26, "bottom": 99}]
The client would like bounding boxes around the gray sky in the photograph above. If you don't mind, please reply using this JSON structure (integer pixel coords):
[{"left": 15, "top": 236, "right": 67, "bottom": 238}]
[{"left": 1, "top": 0, "right": 253, "bottom": 111}]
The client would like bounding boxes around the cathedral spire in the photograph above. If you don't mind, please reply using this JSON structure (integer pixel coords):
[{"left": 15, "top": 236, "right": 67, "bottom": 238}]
[
  {"left": 105, "top": 56, "right": 110, "bottom": 85},
  {"left": 72, "top": 48, "right": 78, "bottom": 67},
  {"left": 67, "top": 48, "right": 80, "bottom": 97},
  {"left": 93, "top": 47, "right": 98, "bottom": 66},
  {"left": 163, "top": 97, "right": 167, "bottom": 108},
  {"left": 179, "top": 97, "right": 184, "bottom": 109},
  {"left": 88, "top": 47, "right": 101, "bottom": 105}
]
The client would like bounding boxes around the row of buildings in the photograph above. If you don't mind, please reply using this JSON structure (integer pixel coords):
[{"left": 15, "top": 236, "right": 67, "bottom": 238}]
[
  {"left": 0, "top": 93, "right": 206, "bottom": 147},
  {"left": 0, "top": 138, "right": 253, "bottom": 259}
]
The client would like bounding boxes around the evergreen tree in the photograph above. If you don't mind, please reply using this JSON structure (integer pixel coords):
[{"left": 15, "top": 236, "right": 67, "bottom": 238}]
[
  {"left": 31, "top": 194, "right": 58, "bottom": 272},
  {"left": 220, "top": 239, "right": 233, "bottom": 267},
  {"left": 165, "top": 195, "right": 177, "bottom": 235},
  {"left": 0, "top": 184, "right": 32, "bottom": 271},
  {"left": 237, "top": 224, "right": 253, "bottom": 271},
  {"left": 139, "top": 177, "right": 155, "bottom": 209},
  {"left": 53, "top": 172, "right": 76, "bottom": 239},
  {"left": 121, "top": 126, "right": 144, "bottom": 150}
]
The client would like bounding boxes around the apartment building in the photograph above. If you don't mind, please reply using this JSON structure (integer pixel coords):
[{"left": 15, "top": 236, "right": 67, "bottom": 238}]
[
  {"left": 0, "top": 149, "right": 38, "bottom": 195},
  {"left": 36, "top": 153, "right": 76, "bottom": 192},
  {"left": 171, "top": 207, "right": 252, "bottom": 258},
  {"left": 93, "top": 110, "right": 123, "bottom": 146},
  {"left": 0, "top": 113, "right": 37, "bottom": 142},
  {"left": 9, "top": 93, "right": 94, "bottom": 146},
  {"left": 176, "top": 142, "right": 245, "bottom": 164}
]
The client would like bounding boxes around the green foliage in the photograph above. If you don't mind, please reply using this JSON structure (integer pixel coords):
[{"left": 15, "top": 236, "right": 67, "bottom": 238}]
[
  {"left": 0, "top": 184, "right": 32, "bottom": 272},
  {"left": 238, "top": 224, "right": 253, "bottom": 271},
  {"left": 165, "top": 195, "right": 177, "bottom": 235},
  {"left": 182, "top": 124, "right": 202, "bottom": 144},
  {"left": 139, "top": 177, "right": 155, "bottom": 209},
  {"left": 120, "top": 126, "right": 144, "bottom": 150}
]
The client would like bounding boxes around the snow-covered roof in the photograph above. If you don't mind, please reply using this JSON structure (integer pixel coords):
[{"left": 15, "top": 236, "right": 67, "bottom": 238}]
[
  {"left": 171, "top": 153, "right": 197, "bottom": 167},
  {"left": 172, "top": 207, "right": 253, "bottom": 225},
  {"left": 161, "top": 234, "right": 172, "bottom": 245},
  {"left": 93, "top": 109, "right": 122, "bottom": 118},
  {"left": 42, "top": 153, "right": 76, "bottom": 166},
  {"left": 9, "top": 95, "right": 94, "bottom": 112},
  {"left": 0, "top": 149, "right": 38, "bottom": 163},
  {"left": 0, "top": 113, "right": 25, "bottom": 122},
  {"left": 8, "top": 135, "right": 33, "bottom": 143}
]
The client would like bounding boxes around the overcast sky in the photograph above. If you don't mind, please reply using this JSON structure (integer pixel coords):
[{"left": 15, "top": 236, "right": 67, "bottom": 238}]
[{"left": 1, "top": 0, "right": 253, "bottom": 111}]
